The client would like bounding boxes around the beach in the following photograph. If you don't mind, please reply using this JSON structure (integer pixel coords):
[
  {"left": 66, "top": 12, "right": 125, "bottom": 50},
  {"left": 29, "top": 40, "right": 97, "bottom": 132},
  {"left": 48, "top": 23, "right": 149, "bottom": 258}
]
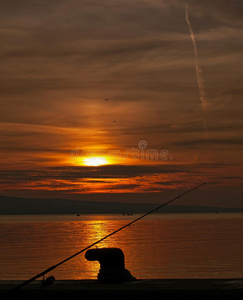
[{"left": 1, "top": 279, "right": 243, "bottom": 300}]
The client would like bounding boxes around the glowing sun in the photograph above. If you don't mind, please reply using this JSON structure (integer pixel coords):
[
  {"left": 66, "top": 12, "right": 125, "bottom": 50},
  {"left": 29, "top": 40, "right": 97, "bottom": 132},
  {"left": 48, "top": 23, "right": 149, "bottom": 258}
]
[{"left": 82, "top": 157, "right": 110, "bottom": 166}]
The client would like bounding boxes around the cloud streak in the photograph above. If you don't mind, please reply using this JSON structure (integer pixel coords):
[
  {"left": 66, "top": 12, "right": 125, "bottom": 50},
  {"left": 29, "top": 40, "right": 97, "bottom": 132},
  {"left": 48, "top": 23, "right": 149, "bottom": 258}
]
[{"left": 185, "top": 3, "right": 208, "bottom": 111}]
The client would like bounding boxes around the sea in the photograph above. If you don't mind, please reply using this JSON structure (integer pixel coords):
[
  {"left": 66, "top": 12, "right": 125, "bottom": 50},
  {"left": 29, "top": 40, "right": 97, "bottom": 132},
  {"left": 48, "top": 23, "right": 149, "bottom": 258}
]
[{"left": 0, "top": 213, "right": 243, "bottom": 280}]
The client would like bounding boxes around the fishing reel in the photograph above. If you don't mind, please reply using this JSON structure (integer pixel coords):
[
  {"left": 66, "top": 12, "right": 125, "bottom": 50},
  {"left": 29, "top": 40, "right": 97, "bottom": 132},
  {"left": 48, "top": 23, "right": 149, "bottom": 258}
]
[{"left": 41, "top": 275, "right": 55, "bottom": 287}]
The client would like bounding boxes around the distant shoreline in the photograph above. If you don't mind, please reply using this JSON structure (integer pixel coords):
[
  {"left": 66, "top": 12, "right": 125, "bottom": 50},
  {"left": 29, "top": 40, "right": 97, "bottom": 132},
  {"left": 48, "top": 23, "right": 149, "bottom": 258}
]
[
  {"left": 1, "top": 195, "right": 243, "bottom": 215},
  {"left": 1, "top": 211, "right": 243, "bottom": 215}
]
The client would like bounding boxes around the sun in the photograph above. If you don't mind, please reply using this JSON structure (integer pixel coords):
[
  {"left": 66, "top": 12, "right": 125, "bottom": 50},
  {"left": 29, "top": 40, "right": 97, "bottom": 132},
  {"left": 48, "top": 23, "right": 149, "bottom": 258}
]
[{"left": 82, "top": 157, "right": 110, "bottom": 166}]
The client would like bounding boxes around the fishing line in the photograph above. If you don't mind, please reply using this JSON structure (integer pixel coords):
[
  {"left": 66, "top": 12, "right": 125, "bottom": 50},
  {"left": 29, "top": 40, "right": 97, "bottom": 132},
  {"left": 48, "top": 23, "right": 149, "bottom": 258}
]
[{"left": 12, "top": 182, "right": 206, "bottom": 291}]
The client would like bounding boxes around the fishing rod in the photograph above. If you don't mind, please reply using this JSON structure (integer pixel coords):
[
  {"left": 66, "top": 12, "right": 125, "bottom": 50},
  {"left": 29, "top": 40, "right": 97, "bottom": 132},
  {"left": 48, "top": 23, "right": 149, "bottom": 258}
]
[{"left": 12, "top": 182, "right": 206, "bottom": 291}]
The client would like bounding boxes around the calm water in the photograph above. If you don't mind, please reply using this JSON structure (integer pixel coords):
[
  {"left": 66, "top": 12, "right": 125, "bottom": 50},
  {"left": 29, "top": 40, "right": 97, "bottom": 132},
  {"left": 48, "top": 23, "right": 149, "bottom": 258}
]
[{"left": 0, "top": 213, "right": 243, "bottom": 280}]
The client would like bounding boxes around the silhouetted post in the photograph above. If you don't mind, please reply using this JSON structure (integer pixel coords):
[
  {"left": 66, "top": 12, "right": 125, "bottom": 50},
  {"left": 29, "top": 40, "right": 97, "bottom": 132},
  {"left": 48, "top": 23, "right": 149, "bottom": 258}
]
[{"left": 85, "top": 248, "right": 136, "bottom": 283}]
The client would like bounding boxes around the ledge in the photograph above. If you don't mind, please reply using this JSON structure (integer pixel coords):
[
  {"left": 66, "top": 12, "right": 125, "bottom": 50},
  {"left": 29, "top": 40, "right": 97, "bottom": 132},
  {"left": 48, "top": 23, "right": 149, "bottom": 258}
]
[{"left": 1, "top": 279, "right": 243, "bottom": 300}]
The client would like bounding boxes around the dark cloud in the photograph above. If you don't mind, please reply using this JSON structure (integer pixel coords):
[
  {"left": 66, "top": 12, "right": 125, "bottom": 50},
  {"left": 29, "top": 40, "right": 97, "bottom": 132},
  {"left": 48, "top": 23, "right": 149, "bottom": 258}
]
[
  {"left": 101, "top": 183, "right": 141, "bottom": 190},
  {"left": 0, "top": 163, "right": 231, "bottom": 186},
  {"left": 189, "top": 0, "right": 243, "bottom": 25},
  {"left": 154, "top": 180, "right": 185, "bottom": 186},
  {"left": 0, "top": 165, "right": 182, "bottom": 183},
  {"left": 174, "top": 138, "right": 243, "bottom": 147}
]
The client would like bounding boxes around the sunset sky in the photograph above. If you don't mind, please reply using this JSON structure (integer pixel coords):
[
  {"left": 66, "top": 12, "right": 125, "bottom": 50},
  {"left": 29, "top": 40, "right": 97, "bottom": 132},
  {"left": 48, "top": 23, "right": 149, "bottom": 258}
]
[{"left": 0, "top": 0, "right": 242, "bottom": 207}]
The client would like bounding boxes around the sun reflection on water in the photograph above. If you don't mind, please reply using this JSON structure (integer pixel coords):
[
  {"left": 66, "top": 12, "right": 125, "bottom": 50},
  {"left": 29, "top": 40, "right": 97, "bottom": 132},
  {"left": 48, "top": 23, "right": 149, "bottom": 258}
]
[
  {"left": 3, "top": 214, "right": 242, "bottom": 281},
  {"left": 68, "top": 220, "right": 120, "bottom": 279}
]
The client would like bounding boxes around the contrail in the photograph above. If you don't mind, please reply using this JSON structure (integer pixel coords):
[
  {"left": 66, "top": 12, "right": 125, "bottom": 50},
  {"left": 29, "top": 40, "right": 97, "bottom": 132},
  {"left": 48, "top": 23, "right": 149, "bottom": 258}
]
[{"left": 185, "top": 3, "right": 207, "bottom": 111}]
